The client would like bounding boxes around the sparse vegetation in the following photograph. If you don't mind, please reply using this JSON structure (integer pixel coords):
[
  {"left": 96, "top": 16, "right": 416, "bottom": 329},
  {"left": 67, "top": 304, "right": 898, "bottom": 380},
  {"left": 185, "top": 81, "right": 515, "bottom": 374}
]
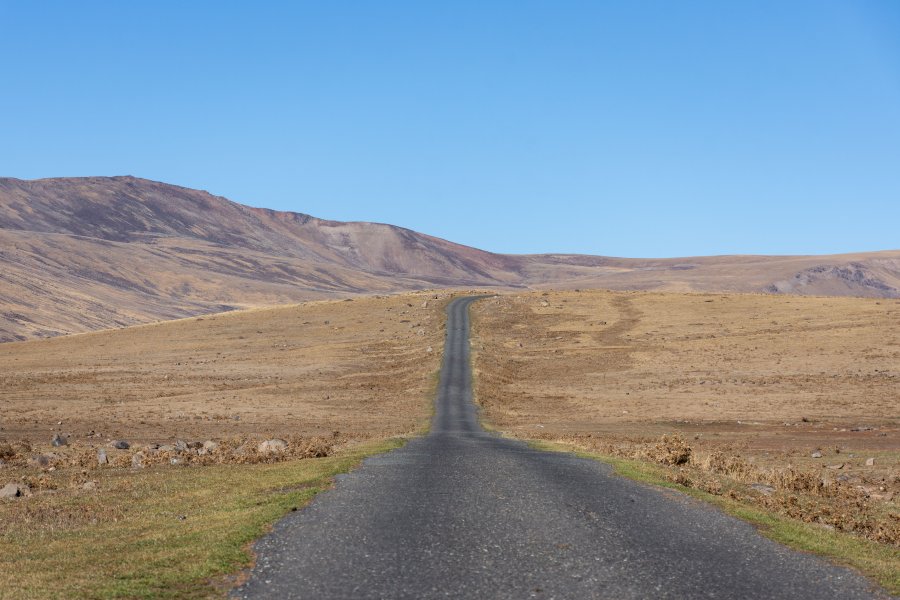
[
  {"left": 531, "top": 440, "right": 900, "bottom": 595},
  {"left": 0, "top": 292, "right": 452, "bottom": 598},
  {"left": 0, "top": 292, "right": 448, "bottom": 444},
  {"left": 0, "top": 438, "right": 405, "bottom": 599},
  {"left": 528, "top": 431, "right": 899, "bottom": 547},
  {"left": 472, "top": 289, "right": 899, "bottom": 591}
]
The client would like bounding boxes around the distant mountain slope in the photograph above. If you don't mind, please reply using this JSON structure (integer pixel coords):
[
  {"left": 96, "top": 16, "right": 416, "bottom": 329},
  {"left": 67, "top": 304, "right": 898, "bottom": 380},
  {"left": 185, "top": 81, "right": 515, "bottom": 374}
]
[{"left": 1, "top": 176, "right": 897, "bottom": 341}]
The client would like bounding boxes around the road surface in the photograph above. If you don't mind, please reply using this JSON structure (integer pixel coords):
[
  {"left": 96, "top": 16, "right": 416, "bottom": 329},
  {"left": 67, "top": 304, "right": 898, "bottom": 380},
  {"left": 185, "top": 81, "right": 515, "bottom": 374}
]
[{"left": 235, "top": 296, "right": 885, "bottom": 599}]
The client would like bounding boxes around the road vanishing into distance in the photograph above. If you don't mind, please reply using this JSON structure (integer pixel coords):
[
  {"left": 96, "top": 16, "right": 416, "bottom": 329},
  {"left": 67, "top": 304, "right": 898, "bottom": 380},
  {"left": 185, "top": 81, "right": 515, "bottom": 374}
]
[{"left": 235, "top": 297, "right": 886, "bottom": 599}]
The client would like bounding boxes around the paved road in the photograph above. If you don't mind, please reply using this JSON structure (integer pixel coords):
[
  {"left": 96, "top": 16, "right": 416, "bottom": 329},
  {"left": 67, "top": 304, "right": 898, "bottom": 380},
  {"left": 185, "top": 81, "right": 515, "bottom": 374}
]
[{"left": 235, "top": 296, "right": 886, "bottom": 599}]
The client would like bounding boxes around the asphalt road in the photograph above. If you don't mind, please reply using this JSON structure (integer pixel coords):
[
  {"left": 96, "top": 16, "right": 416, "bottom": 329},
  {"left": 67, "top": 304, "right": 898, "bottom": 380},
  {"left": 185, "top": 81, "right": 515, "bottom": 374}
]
[{"left": 235, "top": 296, "right": 886, "bottom": 599}]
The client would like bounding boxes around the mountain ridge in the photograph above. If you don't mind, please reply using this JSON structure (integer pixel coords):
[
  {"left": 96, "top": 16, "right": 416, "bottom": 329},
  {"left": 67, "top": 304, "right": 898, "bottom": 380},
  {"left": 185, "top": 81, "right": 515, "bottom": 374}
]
[{"left": 1, "top": 176, "right": 898, "bottom": 342}]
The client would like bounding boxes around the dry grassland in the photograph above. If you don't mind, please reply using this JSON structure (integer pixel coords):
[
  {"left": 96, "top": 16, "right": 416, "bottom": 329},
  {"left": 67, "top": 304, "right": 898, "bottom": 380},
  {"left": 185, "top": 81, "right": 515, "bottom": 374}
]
[
  {"left": 0, "top": 291, "right": 450, "bottom": 597},
  {"left": 471, "top": 290, "right": 900, "bottom": 547},
  {"left": 0, "top": 291, "right": 447, "bottom": 447}
]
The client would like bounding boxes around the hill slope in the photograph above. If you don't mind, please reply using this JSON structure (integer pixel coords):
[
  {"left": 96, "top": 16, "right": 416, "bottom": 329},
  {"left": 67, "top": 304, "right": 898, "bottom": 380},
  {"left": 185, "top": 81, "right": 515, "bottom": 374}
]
[{"left": 1, "top": 176, "right": 898, "bottom": 341}]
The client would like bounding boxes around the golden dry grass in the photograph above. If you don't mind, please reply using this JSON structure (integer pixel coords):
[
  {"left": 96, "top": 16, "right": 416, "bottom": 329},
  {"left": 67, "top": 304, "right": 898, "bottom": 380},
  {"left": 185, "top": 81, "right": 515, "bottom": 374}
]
[
  {"left": 0, "top": 291, "right": 454, "bottom": 598},
  {"left": 0, "top": 291, "right": 448, "bottom": 447},
  {"left": 0, "top": 438, "right": 405, "bottom": 599}
]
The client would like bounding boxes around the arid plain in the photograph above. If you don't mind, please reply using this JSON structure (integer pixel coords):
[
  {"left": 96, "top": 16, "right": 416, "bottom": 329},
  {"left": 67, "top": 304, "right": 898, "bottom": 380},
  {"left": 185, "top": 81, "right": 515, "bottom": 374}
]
[
  {"left": 0, "top": 292, "right": 447, "bottom": 446},
  {"left": 471, "top": 290, "right": 899, "bottom": 547},
  {"left": 1, "top": 288, "right": 899, "bottom": 595}
]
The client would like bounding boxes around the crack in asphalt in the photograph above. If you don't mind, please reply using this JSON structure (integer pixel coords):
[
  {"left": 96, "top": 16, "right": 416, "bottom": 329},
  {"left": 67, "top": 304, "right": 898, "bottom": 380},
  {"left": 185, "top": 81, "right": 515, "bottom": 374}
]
[{"left": 234, "top": 296, "right": 888, "bottom": 599}]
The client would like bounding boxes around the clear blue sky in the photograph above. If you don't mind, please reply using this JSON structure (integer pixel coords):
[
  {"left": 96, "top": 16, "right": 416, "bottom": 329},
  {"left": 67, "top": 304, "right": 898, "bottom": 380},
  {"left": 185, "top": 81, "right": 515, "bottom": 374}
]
[{"left": 2, "top": 1, "right": 899, "bottom": 257}]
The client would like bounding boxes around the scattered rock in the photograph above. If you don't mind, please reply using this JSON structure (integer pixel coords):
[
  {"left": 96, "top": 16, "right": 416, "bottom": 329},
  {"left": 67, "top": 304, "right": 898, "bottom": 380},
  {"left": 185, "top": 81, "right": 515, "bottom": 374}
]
[
  {"left": 826, "top": 463, "right": 844, "bottom": 470},
  {"left": 187, "top": 441, "right": 203, "bottom": 450},
  {"left": 111, "top": 440, "right": 130, "bottom": 450},
  {"left": 865, "top": 457, "right": 875, "bottom": 466},
  {"left": 258, "top": 439, "right": 288, "bottom": 455},
  {"left": 51, "top": 434, "right": 68, "bottom": 447},
  {"left": 540, "top": 301, "right": 550, "bottom": 307},
  {"left": 202, "top": 440, "right": 219, "bottom": 453},
  {"left": 1, "top": 483, "right": 29, "bottom": 499},
  {"left": 82, "top": 481, "right": 97, "bottom": 491},
  {"left": 421, "top": 301, "right": 429, "bottom": 308},
  {"left": 131, "top": 452, "right": 145, "bottom": 469},
  {"left": 158, "top": 445, "right": 176, "bottom": 453},
  {"left": 426, "top": 346, "right": 433, "bottom": 354},
  {"left": 28, "top": 454, "right": 57, "bottom": 469},
  {"left": 97, "top": 448, "right": 108, "bottom": 465},
  {"left": 174, "top": 440, "right": 188, "bottom": 452},
  {"left": 749, "top": 483, "right": 775, "bottom": 495},
  {"left": 811, "top": 451, "right": 823, "bottom": 459}
]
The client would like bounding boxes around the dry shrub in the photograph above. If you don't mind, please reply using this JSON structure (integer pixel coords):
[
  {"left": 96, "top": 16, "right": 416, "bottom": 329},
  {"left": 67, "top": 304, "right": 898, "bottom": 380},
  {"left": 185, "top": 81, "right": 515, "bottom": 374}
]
[
  {"left": 19, "top": 474, "right": 58, "bottom": 492},
  {"left": 697, "top": 450, "right": 754, "bottom": 479},
  {"left": 533, "top": 431, "right": 900, "bottom": 547},
  {"left": 671, "top": 471, "right": 693, "bottom": 487},
  {"left": 646, "top": 434, "right": 692, "bottom": 466},
  {"left": 93, "top": 435, "right": 338, "bottom": 470},
  {"left": 0, "top": 443, "right": 16, "bottom": 460},
  {"left": 110, "top": 453, "right": 133, "bottom": 469},
  {"left": 65, "top": 448, "right": 102, "bottom": 470}
]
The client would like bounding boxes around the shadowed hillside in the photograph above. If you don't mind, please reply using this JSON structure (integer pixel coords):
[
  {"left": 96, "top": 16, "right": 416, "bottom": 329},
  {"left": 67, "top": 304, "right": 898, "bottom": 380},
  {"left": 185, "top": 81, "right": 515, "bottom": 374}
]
[{"left": 1, "top": 176, "right": 898, "bottom": 341}]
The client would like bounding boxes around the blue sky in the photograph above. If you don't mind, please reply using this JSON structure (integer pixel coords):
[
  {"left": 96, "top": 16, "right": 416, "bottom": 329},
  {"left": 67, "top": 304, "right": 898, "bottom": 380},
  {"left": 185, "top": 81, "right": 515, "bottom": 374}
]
[{"left": 2, "top": 1, "right": 898, "bottom": 257}]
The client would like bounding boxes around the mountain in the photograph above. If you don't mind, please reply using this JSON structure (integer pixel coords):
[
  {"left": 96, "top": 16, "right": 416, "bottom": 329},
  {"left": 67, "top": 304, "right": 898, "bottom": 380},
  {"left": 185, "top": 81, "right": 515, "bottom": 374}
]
[{"left": 1, "top": 176, "right": 898, "bottom": 342}]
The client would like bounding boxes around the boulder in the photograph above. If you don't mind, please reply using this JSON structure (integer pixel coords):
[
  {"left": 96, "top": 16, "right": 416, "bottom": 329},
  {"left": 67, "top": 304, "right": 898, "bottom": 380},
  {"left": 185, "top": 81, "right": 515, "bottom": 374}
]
[
  {"left": 865, "top": 457, "right": 875, "bottom": 466},
  {"left": 749, "top": 483, "right": 775, "bottom": 496},
  {"left": 51, "top": 434, "right": 68, "bottom": 447},
  {"left": 258, "top": 439, "right": 288, "bottom": 455},
  {"left": 1, "top": 483, "right": 29, "bottom": 499},
  {"left": 174, "top": 440, "right": 188, "bottom": 452},
  {"left": 201, "top": 440, "right": 219, "bottom": 453},
  {"left": 82, "top": 481, "right": 97, "bottom": 491},
  {"left": 811, "top": 451, "right": 823, "bottom": 459},
  {"left": 28, "top": 454, "right": 57, "bottom": 469},
  {"left": 97, "top": 448, "right": 108, "bottom": 465},
  {"left": 111, "top": 440, "right": 130, "bottom": 450},
  {"left": 131, "top": 452, "right": 145, "bottom": 469}
]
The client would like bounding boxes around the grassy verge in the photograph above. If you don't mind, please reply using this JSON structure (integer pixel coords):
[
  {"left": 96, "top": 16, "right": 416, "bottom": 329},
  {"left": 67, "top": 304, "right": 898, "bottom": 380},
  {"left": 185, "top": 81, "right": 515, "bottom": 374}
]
[
  {"left": 0, "top": 438, "right": 405, "bottom": 599},
  {"left": 530, "top": 439, "right": 900, "bottom": 595}
]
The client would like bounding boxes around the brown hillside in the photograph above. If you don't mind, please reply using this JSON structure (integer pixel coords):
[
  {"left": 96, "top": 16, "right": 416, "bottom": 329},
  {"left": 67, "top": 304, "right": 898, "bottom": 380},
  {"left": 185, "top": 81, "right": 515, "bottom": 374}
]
[{"left": 1, "top": 176, "right": 898, "bottom": 341}]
